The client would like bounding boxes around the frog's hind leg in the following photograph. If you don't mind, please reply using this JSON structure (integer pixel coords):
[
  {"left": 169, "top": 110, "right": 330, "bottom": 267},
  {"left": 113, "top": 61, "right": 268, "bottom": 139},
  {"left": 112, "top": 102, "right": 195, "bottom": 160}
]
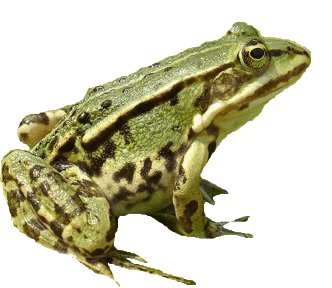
[
  {"left": 17, "top": 104, "right": 72, "bottom": 148},
  {"left": 1, "top": 149, "right": 118, "bottom": 283}
]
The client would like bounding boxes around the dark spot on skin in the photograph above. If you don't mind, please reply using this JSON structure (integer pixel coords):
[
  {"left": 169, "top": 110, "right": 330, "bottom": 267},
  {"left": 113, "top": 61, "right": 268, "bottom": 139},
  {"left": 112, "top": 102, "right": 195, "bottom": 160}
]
[
  {"left": 194, "top": 90, "right": 212, "bottom": 112},
  {"left": 170, "top": 95, "right": 179, "bottom": 106},
  {"left": 179, "top": 200, "right": 199, "bottom": 234},
  {"left": 6, "top": 189, "right": 25, "bottom": 217},
  {"left": 101, "top": 100, "right": 112, "bottom": 110},
  {"left": 140, "top": 158, "right": 163, "bottom": 189},
  {"left": 50, "top": 220, "right": 65, "bottom": 239},
  {"left": 122, "top": 87, "right": 133, "bottom": 93},
  {"left": 1, "top": 163, "right": 14, "bottom": 184},
  {"left": 46, "top": 171, "right": 66, "bottom": 185},
  {"left": 113, "top": 163, "right": 136, "bottom": 184},
  {"left": 137, "top": 184, "right": 155, "bottom": 194},
  {"left": 51, "top": 156, "right": 74, "bottom": 172},
  {"left": 19, "top": 112, "right": 49, "bottom": 127},
  {"left": 177, "top": 142, "right": 188, "bottom": 156},
  {"left": 88, "top": 140, "right": 117, "bottom": 175},
  {"left": 119, "top": 122, "right": 134, "bottom": 145},
  {"left": 148, "top": 171, "right": 162, "bottom": 184},
  {"left": 76, "top": 161, "right": 94, "bottom": 177},
  {"left": 188, "top": 128, "right": 195, "bottom": 140},
  {"left": 119, "top": 77, "right": 126, "bottom": 82},
  {"left": 148, "top": 62, "right": 160, "bottom": 68},
  {"left": 53, "top": 240, "right": 69, "bottom": 253},
  {"left": 48, "top": 136, "right": 59, "bottom": 152},
  {"left": 270, "top": 49, "right": 283, "bottom": 57},
  {"left": 40, "top": 181, "right": 50, "bottom": 196},
  {"left": 29, "top": 165, "right": 45, "bottom": 181},
  {"left": 69, "top": 194, "right": 87, "bottom": 215},
  {"left": 19, "top": 133, "right": 29, "bottom": 142},
  {"left": 54, "top": 202, "right": 80, "bottom": 225},
  {"left": 90, "top": 248, "right": 105, "bottom": 256},
  {"left": 58, "top": 136, "right": 76, "bottom": 153},
  {"left": 89, "top": 85, "right": 104, "bottom": 95},
  {"left": 237, "top": 103, "right": 249, "bottom": 111},
  {"left": 171, "top": 126, "right": 182, "bottom": 132},
  {"left": 208, "top": 141, "right": 216, "bottom": 159},
  {"left": 206, "top": 124, "right": 219, "bottom": 136},
  {"left": 77, "top": 112, "right": 90, "bottom": 124},
  {"left": 174, "top": 166, "right": 187, "bottom": 190},
  {"left": 204, "top": 222, "right": 214, "bottom": 239},
  {"left": 185, "top": 200, "right": 198, "bottom": 216},
  {"left": 67, "top": 236, "right": 73, "bottom": 242},
  {"left": 143, "top": 73, "right": 154, "bottom": 78},
  {"left": 75, "top": 179, "right": 98, "bottom": 198},
  {"left": 140, "top": 158, "right": 152, "bottom": 179},
  {"left": 27, "top": 190, "right": 41, "bottom": 211},
  {"left": 62, "top": 120, "right": 70, "bottom": 127},
  {"left": 164, "top": 66, "right": 173, "bottom": 72},
  {"left": 23, "top": 218, "right": 46, "bottom": 241},
  {"left": 158, "top": 141, "right": 176, "bottom": 171},
  {"left": 112, "top": 187, "right": 135, "bottom": 204}
]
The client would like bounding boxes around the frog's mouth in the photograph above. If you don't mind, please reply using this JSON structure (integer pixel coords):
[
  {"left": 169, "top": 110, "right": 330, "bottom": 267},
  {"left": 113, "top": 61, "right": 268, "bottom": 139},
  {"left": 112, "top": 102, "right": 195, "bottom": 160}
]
[{"left": 191, "top": 60, "right": 310, "bottom": 135}]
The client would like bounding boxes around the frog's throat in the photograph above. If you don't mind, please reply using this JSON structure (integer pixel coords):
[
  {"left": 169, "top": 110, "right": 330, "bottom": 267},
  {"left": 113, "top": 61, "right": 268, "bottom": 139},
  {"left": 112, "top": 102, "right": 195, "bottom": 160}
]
[{"left": 192, "top": 62, "right": 309, "bottom": 134}]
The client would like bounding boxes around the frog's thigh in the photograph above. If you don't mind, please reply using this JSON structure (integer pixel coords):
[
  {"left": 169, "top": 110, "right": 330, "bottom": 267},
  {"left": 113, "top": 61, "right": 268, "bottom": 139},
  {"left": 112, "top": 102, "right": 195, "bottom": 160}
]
[
  {"left": 1, "top": 149, "right": 116, "bottom": 257},
  {"left": 173, "top": 140, "right": 209, "bottom": 238},
  {"left": 17, "top": 105, "right": 71, "bottom": 148}
]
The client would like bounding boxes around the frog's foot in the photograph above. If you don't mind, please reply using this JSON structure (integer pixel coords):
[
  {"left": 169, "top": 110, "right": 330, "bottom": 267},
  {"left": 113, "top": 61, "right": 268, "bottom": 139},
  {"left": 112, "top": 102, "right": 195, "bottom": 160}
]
[
  {"left": 204, "top": 216, "right": 253, "bottom": 238},
  {"left": 84, "top": 248, "right": 196, "bottom": 285},
  {"left": 200, "top": 178, "right": 228, "bottom": 205}
]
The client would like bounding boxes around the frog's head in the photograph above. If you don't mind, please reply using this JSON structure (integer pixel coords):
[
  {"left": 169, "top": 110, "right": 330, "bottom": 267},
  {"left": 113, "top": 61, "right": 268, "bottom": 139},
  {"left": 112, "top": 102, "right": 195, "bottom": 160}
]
[{"left": 194, "top": 22, "right": 311, "bottom": 140}]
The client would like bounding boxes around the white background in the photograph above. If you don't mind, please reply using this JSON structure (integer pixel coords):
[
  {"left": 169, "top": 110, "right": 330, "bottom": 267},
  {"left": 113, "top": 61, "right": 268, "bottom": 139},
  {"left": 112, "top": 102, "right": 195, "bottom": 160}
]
[{"left": 0, "top": 1, "right": 330, "bottom": 287}]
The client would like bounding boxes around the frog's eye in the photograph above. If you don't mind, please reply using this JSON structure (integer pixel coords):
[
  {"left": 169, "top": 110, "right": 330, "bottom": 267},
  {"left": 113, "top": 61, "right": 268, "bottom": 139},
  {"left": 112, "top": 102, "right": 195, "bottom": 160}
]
[{"left": 240, "top": 40, "right": 269, "bottom": 69}]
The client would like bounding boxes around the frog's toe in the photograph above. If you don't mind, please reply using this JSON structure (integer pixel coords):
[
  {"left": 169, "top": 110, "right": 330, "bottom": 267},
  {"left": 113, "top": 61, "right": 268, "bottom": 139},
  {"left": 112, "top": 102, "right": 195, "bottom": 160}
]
[
  {"left": 110, "top": 248, "right": 147, "bottom": 263},
  {"left": 200, "top": 178, "right": 228, "bottom": 205},
  {"left": 205, "top": 216, "right": 253, "bottom": 238},
  {"left": 78, "top": 256, "right": 119, "bottom": 286},
  {"left": 97, "top": 249, "right": 195, "bottom": 285}
]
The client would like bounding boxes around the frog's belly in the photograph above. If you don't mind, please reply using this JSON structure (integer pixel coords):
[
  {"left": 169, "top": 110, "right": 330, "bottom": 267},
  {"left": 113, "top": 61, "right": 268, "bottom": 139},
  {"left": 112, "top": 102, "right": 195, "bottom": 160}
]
[
  {"left": 112, "top": 187, "right": 174, "bottom": 216},
  {"left": 92, "top": 168, "right": 177, "bottom": 217}
]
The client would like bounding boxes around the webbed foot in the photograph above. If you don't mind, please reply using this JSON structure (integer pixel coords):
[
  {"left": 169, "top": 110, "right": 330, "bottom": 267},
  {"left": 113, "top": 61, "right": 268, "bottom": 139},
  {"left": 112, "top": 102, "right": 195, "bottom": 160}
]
[
  {"left": 204, "top": 216, "right": 253, "bottom": 238},
  {"left": 83, "top": 248, "right": 195, "bottom": 285},
  {"left": 200, "top": 178, "right": 228, "bottom": 205}
]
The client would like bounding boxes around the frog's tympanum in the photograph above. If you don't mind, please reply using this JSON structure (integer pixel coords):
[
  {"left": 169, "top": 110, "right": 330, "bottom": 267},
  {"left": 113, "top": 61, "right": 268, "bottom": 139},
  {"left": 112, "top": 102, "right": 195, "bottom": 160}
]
[{"left": 1, "top": 23, "right": 311, "bottom": 285}]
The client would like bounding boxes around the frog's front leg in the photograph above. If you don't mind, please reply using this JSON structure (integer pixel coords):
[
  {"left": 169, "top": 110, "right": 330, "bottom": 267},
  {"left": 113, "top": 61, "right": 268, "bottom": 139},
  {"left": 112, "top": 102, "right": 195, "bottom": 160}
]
[
  {"left": 17, "top": 104, "right": 72, "bottom": 148},
  {"left": 173, "top": 140, "right": 252, "bottom": 239}
]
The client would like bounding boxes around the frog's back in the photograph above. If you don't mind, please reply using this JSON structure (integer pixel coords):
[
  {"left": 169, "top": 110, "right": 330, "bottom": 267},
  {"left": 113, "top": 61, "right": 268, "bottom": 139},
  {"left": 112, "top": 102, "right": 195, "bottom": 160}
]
[{"left": 30, "top": 25, "right": 249, "bottom": 215}]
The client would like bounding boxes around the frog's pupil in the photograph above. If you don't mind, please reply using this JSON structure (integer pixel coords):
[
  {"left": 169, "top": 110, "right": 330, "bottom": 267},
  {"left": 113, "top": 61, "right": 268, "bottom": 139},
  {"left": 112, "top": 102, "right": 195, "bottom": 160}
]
[{"left": 250, "top": 48, "right": 265, "bottom": 60}]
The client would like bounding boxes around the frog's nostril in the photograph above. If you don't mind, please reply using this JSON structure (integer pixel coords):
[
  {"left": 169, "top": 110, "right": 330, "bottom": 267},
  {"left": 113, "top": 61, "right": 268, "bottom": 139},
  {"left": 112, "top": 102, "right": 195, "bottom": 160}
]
[{"left": 285, "top": 46, "right": 294, "bottom": 54}]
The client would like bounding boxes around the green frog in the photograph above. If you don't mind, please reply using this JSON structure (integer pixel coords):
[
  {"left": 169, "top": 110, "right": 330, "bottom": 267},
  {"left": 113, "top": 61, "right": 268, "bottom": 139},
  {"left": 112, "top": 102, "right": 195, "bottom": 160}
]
[{"left": 1, "top": 22, "right": 311, "bottom": 285}]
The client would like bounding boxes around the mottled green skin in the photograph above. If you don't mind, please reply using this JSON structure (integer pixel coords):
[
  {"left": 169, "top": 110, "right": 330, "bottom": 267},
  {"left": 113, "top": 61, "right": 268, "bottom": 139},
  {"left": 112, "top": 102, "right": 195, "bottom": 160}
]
[{"left": 1, "top": 22, "right": 310, "bottom": 285}]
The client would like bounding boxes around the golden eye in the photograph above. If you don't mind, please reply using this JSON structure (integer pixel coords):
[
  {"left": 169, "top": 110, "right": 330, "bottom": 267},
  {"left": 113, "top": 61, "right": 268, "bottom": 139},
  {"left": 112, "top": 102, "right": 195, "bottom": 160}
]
[{"left": 240, "top": 40, "right": 269, "bottom": 69}]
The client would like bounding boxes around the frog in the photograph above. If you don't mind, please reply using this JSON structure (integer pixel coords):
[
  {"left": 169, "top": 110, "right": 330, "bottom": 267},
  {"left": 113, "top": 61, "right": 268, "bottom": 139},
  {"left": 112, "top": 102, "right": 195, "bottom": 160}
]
[{"left": 1, "top": 22, "right": 311, "bottom": 285}]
